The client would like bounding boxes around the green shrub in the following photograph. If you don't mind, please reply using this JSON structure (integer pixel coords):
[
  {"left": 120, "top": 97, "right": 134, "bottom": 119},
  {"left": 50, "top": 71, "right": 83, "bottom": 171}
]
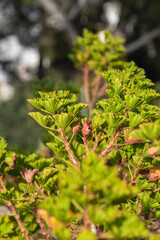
[{"left": 0, "top": 30, "right": 160, "bottom": 240}]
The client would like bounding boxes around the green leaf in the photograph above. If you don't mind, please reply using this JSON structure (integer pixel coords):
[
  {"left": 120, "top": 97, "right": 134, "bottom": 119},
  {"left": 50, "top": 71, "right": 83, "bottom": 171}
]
[
  {"left": 67, "top": 103, "right": 88, "bottom": 115},
  {"left": 138, "top": 192, "right": 160, "bottom": 209},
  {"left": 130, "top": 129, "right": 148, "bottom": 141},
  {"left": 125, "top": 94, "right": 143, "bottom": 109},
  {"left": 47, "top": 142, "right": 67, "bottom": 158},
  {"left": 0, "top": 137, "right": 7, "bottom": 158},
  {"left": 136, "top": 179, "right": 151, "bottom": 190},
  {"left": 103, "top": 112, "right": 115, "bottom": 127},
  {"left": 4, "top": 151, "right": 16, "bottom": 166},
  {"left": 128, "top": 112, "right": 144, "bottom": 128},
  {"left": 15, "top": 201, "right": 32, "bottom": 210},
  {"left": 109, "top": 101, "right": 125, "bottom": 113},
  {"left": 103, "top": 113, "right": 126, "bottom": 128},
  {"left": 53, "top": 113, "right": 78, "bottom": 129},
  {"left": 0, "top": 216, "right": 14, "bottom": 237},
  {"left": 30, "top": 158, "right": 53, "bottom": 171},
  {"left": 41, "top": 98, "right": 74, "bottom": 114},
  {"left": 54, "top": 227, "right": 72, "bottom": 240},
  {"left": 139, "top": 123, "right": 160, "bottom": 140},
  {"left": 0, "top": 187, "right": 14, "bottom": 200},
  {"left": 155, "top": 209, "right": 160, "bottom": 219},
  {"left": 77, "top": 230, "right": 96, "bottom": 240},
  {"left": 29, "top": 112, "right": 50, "bottom": 127},
  {"left": 71, "top": 142, "right": 86, "bottom": 157},
  {"left": 35, "top": 167, "right": 55, "bottom": 186},
  {"left": 27, "top": 98, "right": 42, "bottom": 110},
  {"left": 112, "top": 78, "right": 124, "bottom": 94}
]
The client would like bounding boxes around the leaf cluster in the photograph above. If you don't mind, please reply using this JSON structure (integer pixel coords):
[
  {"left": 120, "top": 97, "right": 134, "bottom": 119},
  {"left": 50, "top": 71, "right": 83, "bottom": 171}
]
[{"left": 0, "top": 30, "right": 160, "bottom": 240}]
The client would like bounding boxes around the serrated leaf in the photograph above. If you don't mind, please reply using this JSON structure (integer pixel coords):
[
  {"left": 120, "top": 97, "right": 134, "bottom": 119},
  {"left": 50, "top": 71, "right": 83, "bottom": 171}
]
[
  {"left": 138, "top": 192, "right": 160, "bottom": 209},
  {"left": 29, "top": 158, "right": 53, "bottom": 171},
  {"left": 47, "top": 142, "right": 67, "bottom": 158},
  {"left": 0, "top": 187, "right": 14, "bottom": 200},
  {"left": 125, "top": 94, "right": 143, "bottom": 109},
  {"left": 103, "top": 112, "right": 115, "bottom": 127},
  {"left": 67, "top": 103, "right": 88, "bottom": 115},
  {"left": 112, "top": 78, "right": 124, "bottom": 94},
  {"left": 27, "top": 98, "right": 42, "bottom": 110},
  {"left": 71, "top": 142, "right": 86, "bottom": 157},
  {"left": 130, "top": 129, "right": 149, "bottom": 141},
  {"left": 92, "top": 114, "right": 105, "bottom": 129},
  {"left": 29, "top": 112, "right": 50, "bottom": 127},
  {"left": 139, "top": 123, "right": 160, "bottom": 140},
  {"left": 15, "top": 201, "right": 32, "bottom": 210},
  {"left": 53, "top": 113, "right": 78, "bottom": 129},
  {"left": 41, "top": 98, "right": 74, "bottom": 114},
  {"left": 35, "top": 167, "right": 54, "bottom": 185},
  {"left": 109, "top": 101, "right": 125, "bottom": 113},
  {"left": 115, "top": 116, "right": 126, "bottom": 127},
  {"left": 128, "top": 112, "right": 144, "bottom": 128},
  {"left": 5, "top": 151, "right": 16, "bottom": 166},
  {"left": 136, "top": 179, "right": 150, "bottom": 190}
]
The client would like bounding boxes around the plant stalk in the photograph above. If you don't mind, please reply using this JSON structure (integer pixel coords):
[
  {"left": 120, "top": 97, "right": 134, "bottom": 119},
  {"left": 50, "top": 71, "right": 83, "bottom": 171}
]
[
  {"left": 32, "top": 207, "right": 51, "bottom": 240},
  {"left": 0, "top": 176, "right": 31, "bottom": 240},
  {"left": 58, "top": 127, "right": 79, "bottom": 168}
]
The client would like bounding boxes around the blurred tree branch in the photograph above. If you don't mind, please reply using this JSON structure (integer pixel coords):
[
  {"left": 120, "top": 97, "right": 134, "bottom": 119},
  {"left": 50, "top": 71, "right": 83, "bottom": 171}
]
[
  {"left": 68, "top": 0, "right": 103, "bottom": 20},
  {"left": 37, "top": 0, "right": 77, "bottom": 44},
  {"left": 68, "top": 0, "right": 88, "bottom": 20},
  {"left": 37, "top": 0, "right": 160, "bottom": 55},
  {"left": 125, "top": 28, "right": 160, "bottom": 55}
]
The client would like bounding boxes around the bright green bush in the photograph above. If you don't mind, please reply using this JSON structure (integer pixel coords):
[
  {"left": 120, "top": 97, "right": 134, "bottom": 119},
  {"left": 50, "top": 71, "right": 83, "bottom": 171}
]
[{"left": 0, "top": 30, "right": 160, "bottom": 240}]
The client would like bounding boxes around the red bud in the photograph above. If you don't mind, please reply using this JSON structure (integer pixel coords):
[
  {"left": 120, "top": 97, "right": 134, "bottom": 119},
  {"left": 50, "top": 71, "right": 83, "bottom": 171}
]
[
  {"left": 82, "top": 120, "right": 92, "bottom": 136},
  {"left": 73, "top": 122, "right": 80, "bottom": 134}
]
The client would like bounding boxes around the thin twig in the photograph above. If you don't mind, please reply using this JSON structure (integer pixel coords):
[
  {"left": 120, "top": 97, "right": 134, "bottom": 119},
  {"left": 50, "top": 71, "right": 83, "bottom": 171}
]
[
  {"left": 58, "top": 127, "right": 79, "bottom": 168},
  {"left": 150, "top": 155, "right": 160, "bottom": 161},
  {"left": 99, "top": 130, "right": 121, "bottom": 159},
  {"left": 32, "top": 207, "right": 51, "bottom": 240},
  {"left": 0, "top": 176, "right": 31, "bottom": 240},
  {"left": 83, "top": 136, "right": 89, "bottom": 152},
  {"left": 129, "top": 168, "right": 139, "bottom": 185},
  {"left": 44, "top": 126, "right": 59, "bottom": 132},
  {"left": 50, "top": 132, "right": 63, "bottom": 142},
  {"left": 93, "top": 136, "right": 100, "bottom": 152},
  {"left": 34, "top": 180, "right": 47, "bottom": 200},
  {"left": 68, "top": 133, "right": 75, "bottom": 145}
]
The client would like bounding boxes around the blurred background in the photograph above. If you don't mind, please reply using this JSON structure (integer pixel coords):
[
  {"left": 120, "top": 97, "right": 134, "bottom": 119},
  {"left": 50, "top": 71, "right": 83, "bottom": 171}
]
[{"left": 0, "top": 0, "right": 160, "bottom": 153}]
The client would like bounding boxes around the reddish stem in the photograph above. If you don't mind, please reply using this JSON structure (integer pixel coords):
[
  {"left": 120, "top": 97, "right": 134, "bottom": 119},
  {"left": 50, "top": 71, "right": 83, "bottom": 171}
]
[
  {"left": 0, "top": 176, "right": 31, "bottom": 240},
  {"left": 83, "top": 136, "right": 89, "bottom": 152},
  {"left": 58, "top": 127, "right": 79, "bottom": 168},
  {"left": 93, "top": 136, "right": 100, "bottom": 152},
  {"left": 34, "top": 180, "right": 47, "bottom": 200},
  {"left": 130, "top": 168, "right": 139, "bottom": 185},
  {"left": 32, "top": 207, "right": 51, "bottom": 240},
  {"left": 99, "top": 130, "right": 121, "bottom": 159}
]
